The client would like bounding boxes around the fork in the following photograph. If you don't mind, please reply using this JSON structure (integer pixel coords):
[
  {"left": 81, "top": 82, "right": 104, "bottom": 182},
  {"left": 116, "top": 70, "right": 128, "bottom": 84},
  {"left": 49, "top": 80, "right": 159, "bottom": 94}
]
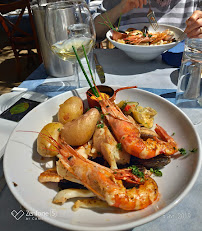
[{"left": 147, "top": 0, "right": 159, "bottom": 31}]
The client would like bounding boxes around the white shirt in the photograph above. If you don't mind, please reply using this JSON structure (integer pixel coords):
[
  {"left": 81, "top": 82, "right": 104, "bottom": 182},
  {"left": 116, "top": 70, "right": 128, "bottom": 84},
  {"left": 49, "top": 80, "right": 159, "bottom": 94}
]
[{"left": 90, "top": 0, "right": 201, "bottom": 30}]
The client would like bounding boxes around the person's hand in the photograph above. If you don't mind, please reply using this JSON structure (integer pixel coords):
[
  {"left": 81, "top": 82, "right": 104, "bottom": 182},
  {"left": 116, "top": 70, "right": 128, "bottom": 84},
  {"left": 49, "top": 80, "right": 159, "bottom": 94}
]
[
  {"left": 184, "top": 10, "right": 202, "bottom": 38},
  {"left": 120, "top": 0, "right": 147, "bottom": 14}
]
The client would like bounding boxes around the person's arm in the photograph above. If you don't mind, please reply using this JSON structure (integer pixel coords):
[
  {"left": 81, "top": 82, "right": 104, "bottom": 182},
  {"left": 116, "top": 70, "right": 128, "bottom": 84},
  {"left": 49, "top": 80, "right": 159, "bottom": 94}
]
[
  {"left": 94, "top": 0, "right": 147, "bottom": 39},
  {"left": 184, "top": 10, "right": 202, "bottom": 38}
]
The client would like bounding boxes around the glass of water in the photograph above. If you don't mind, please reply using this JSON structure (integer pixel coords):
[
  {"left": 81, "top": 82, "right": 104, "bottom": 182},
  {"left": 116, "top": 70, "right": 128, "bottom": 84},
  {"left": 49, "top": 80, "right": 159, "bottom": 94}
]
[{"left": 176, "top": 38, "right": 202, "bottom": 125}]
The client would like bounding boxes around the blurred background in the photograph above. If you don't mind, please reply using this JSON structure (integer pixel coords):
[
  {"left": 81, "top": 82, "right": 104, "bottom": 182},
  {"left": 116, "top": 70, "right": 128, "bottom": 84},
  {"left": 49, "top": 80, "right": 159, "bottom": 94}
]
[
  {"left": 0, "top": 0, "right": 42, "bottom": 94},
  {"left": 0, "top": 0, "right": 108, "bottom": 94}
]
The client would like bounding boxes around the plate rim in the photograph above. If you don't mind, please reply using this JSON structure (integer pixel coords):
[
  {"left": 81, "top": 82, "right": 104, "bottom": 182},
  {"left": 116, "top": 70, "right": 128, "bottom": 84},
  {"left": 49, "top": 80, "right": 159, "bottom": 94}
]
[{"left": 3, "top": 86, "right": 202, "bottom": 231}]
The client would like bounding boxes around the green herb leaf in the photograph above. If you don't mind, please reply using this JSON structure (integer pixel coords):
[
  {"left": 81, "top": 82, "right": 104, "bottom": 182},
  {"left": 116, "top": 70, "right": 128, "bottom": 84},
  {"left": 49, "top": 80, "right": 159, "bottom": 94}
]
[
  {"left": 97, "top": 123, "right": 104, "bottom": 128},
  {"left": 178, "top": 148, "right": 187, "bottom": 155},
  {"left": 101, "top": 114, "right": 105, "bottom": 119},
  {"left": 128, "top": 165, "right": 144, "bottom": 178},
  {"left": 116, "top": 143, "right": 122, "bottom": 151},
  {"left": 150, "top": 168, "right": 162, "bottom": 177}
]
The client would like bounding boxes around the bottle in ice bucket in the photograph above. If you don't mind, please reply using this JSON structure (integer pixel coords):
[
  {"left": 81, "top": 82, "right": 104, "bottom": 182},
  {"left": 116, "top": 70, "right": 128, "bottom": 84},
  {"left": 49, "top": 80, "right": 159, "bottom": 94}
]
[{"left": 175, "top": 38, "right": 202, "bottom": 124}]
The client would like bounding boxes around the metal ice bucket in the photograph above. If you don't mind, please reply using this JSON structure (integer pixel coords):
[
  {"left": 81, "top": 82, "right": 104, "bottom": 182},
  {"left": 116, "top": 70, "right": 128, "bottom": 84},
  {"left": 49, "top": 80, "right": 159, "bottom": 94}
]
[{"left": 32, "top": 4, "right": 73, "bottom": 77}]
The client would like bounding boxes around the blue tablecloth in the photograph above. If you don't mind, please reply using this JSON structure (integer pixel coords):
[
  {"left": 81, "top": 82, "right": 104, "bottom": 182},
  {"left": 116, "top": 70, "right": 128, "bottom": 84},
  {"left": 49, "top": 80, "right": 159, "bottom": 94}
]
[
  {"left": 19, "top": 63, "right": 177, "bottom": 104},
  {"left": 162, "top": 41, "right": 185, "bottom": 67}
]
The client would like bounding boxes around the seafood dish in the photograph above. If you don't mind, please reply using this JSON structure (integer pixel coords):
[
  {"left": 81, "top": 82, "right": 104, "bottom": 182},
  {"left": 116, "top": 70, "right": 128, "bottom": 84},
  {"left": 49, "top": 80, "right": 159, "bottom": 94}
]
[
  {"left": 3, "top": 85, "right": 201, "bottom": 230},
  {"left": 111, "top": 26, "right": 176, "bottom": 46},
  {"left": 36, "top": 86, "right": 181, "bottom": 212}
]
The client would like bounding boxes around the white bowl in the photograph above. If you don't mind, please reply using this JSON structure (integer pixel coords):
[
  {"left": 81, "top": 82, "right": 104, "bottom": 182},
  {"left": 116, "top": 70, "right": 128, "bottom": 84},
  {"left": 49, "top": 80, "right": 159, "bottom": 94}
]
[{"left": 106, "top": 23, "right": 184, "bottom": 61}]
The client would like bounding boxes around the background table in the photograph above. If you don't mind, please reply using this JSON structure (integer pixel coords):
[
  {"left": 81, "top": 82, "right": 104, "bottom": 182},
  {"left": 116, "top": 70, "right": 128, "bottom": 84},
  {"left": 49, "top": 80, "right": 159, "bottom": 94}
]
[{"left": 0, "top": 48, "right": 201, "bottom": 231}]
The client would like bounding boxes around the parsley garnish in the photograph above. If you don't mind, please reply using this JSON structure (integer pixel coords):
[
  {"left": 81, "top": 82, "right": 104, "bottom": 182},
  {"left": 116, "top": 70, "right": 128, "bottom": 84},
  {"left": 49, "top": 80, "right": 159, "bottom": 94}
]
[
  {"left": 190, "top": 148, "right": 198, "bottom": 153},
  {"left": 150, "top": 168, "right": 162, "bottom": 177},
  {"left": 171, "top": 132, "right": 175, "bottom": 136},
  {"left": 178, "top": 147, "right": 197, "bottom": 155},
  {"left": 97, "top": 123, "right": 104, "bottom": 128},
  {"left": 148, "top": 34, "right": 152, "bottom": 37},
  {"left": 116, "top": 143, "right": 122, "bottom": 151},
  {"left": 57, "top": 128, "right": 61, "bottom": 132},
  {"left": 128, "top": 165, "right": 144, "bottom": 178},
  {"left": 101, "top": 114, "right": 105, "bottom": 119},
  {"left": 178, "top": 148, "right": 187, "bottom": 155}
]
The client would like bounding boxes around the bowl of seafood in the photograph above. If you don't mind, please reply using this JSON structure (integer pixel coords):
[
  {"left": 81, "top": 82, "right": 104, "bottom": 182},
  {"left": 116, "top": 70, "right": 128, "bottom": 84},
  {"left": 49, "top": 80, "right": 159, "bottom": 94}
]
[
  {"left": 3, "top": 86, "right": 201, "bottom": 231},
  {"left": 106, "top": 23, "right": 184, "bottom": 61}
]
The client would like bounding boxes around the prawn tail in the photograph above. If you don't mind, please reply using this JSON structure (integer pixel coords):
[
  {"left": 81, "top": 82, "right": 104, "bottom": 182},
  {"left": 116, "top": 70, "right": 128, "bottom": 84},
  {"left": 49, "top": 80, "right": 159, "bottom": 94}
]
[
  {"left": 113, "top": 176, "right": 159, "bottom": 211},
  {"left": 155, "top": 124, "right": 174, "bottom": 143},
  {"left": 154, "top": 124, "right": 178, "bottom": 155}
]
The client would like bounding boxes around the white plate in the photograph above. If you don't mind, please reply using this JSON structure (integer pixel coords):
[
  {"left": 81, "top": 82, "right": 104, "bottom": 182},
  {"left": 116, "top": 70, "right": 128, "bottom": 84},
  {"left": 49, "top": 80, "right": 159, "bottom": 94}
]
[{"left": 3, "top": 86, "right": 201, "bottom": 231}]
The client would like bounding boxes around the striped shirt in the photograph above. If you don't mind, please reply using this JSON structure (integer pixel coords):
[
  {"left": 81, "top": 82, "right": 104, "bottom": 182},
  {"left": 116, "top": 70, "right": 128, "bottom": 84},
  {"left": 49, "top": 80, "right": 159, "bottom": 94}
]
[{"left": 91, "top": 0, "right": 201, "bottom": 30}]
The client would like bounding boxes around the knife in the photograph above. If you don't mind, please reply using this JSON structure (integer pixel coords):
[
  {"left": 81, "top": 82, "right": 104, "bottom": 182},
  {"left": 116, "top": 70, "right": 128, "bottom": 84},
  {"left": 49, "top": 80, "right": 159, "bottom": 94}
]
[{"left": 94, "top": 53, "right": 105, "bottom": 83}]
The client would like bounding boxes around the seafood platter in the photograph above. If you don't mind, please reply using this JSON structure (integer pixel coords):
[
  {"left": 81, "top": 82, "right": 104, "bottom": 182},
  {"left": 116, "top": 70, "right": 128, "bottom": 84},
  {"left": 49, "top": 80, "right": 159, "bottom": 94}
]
[
  {"left": 106, "top": 23, "right": 184, "bottom": 61},
  {"left": 3, "top": 85, "right": 201, "bottom": 231}
]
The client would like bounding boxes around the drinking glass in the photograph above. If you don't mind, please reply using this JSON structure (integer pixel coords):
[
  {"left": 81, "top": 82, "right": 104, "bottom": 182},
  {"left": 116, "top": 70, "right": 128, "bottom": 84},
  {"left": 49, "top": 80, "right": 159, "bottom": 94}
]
[
  {"left": 45, "top": 0, "right": 96, "bottom": 89},
  {"left": 176, "top": 38, "right": 202, "bottom": 125}
]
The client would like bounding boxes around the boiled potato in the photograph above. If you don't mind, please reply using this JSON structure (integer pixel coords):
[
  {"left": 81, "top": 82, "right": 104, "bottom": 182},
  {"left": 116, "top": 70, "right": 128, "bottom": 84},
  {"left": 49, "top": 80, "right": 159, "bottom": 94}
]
[
  {"left": 60, "top": 108, "right": 100, "bottom": 146},
  {"left": 37, "top": 122, "right": 63, "bottom": 157},
  {"left": 58, "top": 96, "right": 83, "bottom": 124}
]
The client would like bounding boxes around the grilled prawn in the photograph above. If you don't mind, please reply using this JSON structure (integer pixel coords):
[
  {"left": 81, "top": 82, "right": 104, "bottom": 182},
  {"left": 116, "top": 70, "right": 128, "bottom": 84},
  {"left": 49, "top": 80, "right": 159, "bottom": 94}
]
[
  {"left": 95, "top": 88, "right": 178, "bottom": 159},
  {"left": 57, "top": 140, "right": 159, "bottom": 211}
]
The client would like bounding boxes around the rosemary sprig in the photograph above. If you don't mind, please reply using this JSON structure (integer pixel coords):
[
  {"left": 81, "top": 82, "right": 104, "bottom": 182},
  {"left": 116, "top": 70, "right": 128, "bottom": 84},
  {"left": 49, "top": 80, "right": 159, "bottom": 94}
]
[{"left": 72, "top": 45, "right": 99, "bottom": 97}]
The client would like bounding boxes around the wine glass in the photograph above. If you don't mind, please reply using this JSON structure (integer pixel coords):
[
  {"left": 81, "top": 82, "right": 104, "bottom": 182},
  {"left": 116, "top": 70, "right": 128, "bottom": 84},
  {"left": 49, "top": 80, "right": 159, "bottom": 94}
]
[{"left": 45, "top": 0, "right": 96, "bottom": 90}]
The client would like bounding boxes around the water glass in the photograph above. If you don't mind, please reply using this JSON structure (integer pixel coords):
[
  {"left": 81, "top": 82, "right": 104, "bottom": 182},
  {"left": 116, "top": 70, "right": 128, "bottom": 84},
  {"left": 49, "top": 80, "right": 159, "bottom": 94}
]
[{"left": 176, "top": 38, "right": 202, "bottom": 125}]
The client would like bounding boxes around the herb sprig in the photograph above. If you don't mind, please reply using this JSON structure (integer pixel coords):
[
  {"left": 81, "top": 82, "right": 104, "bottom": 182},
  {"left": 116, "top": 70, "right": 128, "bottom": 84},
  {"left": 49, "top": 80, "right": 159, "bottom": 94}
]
[
  {"left": 178, "top": 147, "right": 198, "bottom": 155},
  {"left": 128, "top": 165, "right": 144, "bottom": 179},
  {"left": 116, "top": 143, "right": 122, "bottom": 151},
  {"left": 150, "top": 168, "right": 162, "bottom": 177},
  {"left": 72, "top": 45, "right": 99, "bottom": 97},
  {"left": 99, "top": 13, "right": 122, "bottom": 32},
  {"left": 178, "top": 148, "right": 187, "bottom": 155}
]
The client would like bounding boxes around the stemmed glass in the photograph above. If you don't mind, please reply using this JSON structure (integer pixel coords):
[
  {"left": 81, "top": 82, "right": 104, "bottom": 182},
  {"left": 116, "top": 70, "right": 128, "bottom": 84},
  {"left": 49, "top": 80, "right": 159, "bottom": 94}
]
[{"left": 45, "top": 0, "right": 96, "bottom": 90}]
